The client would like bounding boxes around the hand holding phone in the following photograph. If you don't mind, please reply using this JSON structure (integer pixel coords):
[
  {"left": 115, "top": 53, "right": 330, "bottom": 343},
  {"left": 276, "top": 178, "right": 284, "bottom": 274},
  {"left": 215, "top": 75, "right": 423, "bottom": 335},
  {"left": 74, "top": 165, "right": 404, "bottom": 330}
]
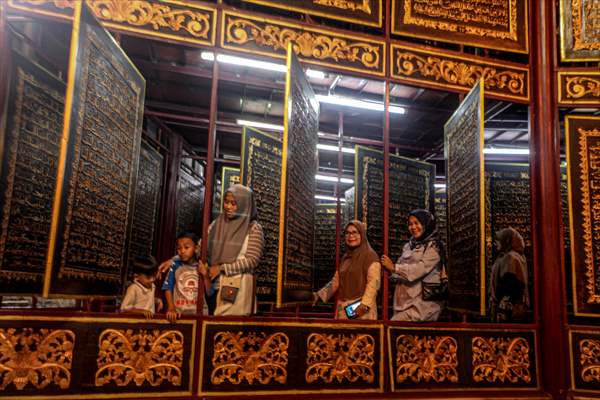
[{"left": 344, "top": 301, "right": 362, "bottom": 319}]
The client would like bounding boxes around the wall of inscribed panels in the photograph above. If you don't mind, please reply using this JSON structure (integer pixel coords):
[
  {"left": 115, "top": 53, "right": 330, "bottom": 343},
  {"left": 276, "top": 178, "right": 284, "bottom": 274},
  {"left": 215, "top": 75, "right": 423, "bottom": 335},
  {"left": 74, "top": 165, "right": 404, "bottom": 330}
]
[
  {"left": 44, "top": 3, "right": 145, "bottom": 297},
  {"left": 312, "top": 204, "right": 337, "bottom": 291},
  {"left": 344, "top": 186, "right": 356, "bottom": 226},
  {"left": 241, "top": 127, "right": 282, "bottom": 301},
  {"left": 445, "top": 80, "right": 485, "bottom": 315},
  {"left": 434, "top": 189, "right": 447, "bottom": 254},
  {"left": 0, "top": 51, "right": 65, "bottom": 295},
  {"left": 355, "top": 146, "right": 435, "bottom": 260},
  {"left": 176, "top": 165, "right": 204, "bottom": 237},
  {"left": 277, "top": 48, "right": 319, "bottom": 306},
  {"left": 218, "top": 166, "right": 240, "bottom": 212}
]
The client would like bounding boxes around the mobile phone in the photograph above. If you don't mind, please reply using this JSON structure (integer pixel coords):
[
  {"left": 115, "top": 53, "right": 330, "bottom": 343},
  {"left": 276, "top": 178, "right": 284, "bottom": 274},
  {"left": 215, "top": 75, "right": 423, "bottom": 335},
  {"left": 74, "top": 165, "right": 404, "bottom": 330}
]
[{"left": 344, "top": 301, "right": 362, "bottom": 319}]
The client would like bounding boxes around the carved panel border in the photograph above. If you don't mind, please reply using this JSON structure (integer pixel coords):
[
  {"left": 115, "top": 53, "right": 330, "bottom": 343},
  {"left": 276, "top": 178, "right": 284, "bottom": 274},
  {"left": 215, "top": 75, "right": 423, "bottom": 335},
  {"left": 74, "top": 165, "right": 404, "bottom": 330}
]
[
  {"left": 560, "top": 0, "right": 600, "bottom": 62},
  {"left": 239, "top": 0, "right": 382, "bottom": 27},
  {"left": 391, "top": 42, "right": 530, "bottom": 103},
  {"left": 199, "top": 320, "right": 384, "bottom": 395},
  {"left": 6, "top": 0, "right": 217, "bottom": 47},
  {"left": 0, "top": 315, "right": 196, "bottom": 398},
  {"left": 558, "top": 71, "right": 600, "bottom": 106},
  {"left": 221, "top": 10, "right": 386, "bottom": 77},
  {"left": 388, "top": 326, "right": 539, "bottom": 391},
  {"left": 391, "top": 0, "right": 529, "bottom": 54}
]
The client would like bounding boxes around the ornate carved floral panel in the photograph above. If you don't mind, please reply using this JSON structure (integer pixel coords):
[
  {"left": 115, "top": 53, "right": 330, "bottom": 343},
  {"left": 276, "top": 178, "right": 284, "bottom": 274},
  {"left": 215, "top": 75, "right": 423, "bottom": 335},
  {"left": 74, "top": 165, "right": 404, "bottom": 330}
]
[
  {"left": 392, "top": 0, "right": 529, "bottom": 53},
  {"left": 6, "top": 0, "right": 217, "bottom": 47},
  {"left": 558, "top": 71, "right": 600, "bottom": 106},
  {"left": 566, "top": 115, "right": 600, "bottom": 317},
  {"left": 560, "top": 0, "right": 600, "bottom": 61},
  {"left": 239, "top": 0, "right": 382, "bottom": 27},
  {"left": 221, "top": 10, "right": 386, "bottom": 77},
  {"left": 391, "top": 43, "right": 530, "bottom": 103},
  {"left": 569, "top": 330, "right": 600, "bottom": 391}
]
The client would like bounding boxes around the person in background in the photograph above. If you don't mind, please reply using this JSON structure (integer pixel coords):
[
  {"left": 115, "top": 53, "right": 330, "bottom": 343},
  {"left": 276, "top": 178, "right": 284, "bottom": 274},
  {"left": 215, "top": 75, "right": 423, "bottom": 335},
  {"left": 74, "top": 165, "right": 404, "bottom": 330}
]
[
  {"left": 381, "top": 209, "right": 446, "bottom": 322},
  {"left": 490, "top": 227, "right": 529, "bottom": 322},
  {"left": 120, "top": 256, "right": 163, "bottom": 319},
  {"left": 313, "top": 220, "right": 381, "bottom": 320},
  {"left": 205, "top": 184, "right": 264, "bottom": 316}
]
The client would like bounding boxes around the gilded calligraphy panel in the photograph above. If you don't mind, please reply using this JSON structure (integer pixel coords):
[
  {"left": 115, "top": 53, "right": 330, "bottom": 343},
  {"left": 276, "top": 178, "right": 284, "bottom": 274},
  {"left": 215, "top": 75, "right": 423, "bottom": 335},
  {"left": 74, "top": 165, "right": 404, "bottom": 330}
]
[
  {"left": 343, "top": 186, "right": 356, "bottom": 225},
  {"left": 392, "top": 0, "right": 528, "bottom": 53},
  {"left": 0, "top": 52, "right": 65, "bottom": 295},
  {"left": 390, "top": 43, "right": 529, "bottom": 103},
  {"left": 277, "top": 47, "right": 319, "bottom": 307},
  {"left": 445, "top": 80, "right": 485, "bottom": 315},
  {"left": 219, "top": 166, "right": 240, "bottom": 212},
  {"left": 239, "top": 0, "right": 382, "bottom": 27},
  {"left": 558, "top": 71, "right": 600, "bottom": 106},
  {"left": 6, "top": 0, "right": 217, "bottom": 47},
  {"left": 241, "top": 127, "right": 282, "bottom": 301},
  {"left": 313, "top": 204, "right": 337, "bottom": 291},
  {"left": 176, "top": 165, "right": 204, "bottom": 237},
  {"left": 44, "top": 3, "right": 145, "bottom": 297},
  {"left": 221, "top": 10, "right": 386, "bottom": 77},
  {"left": 566, "top": 115, "right": 600, "bottom": 317},
  {"left": 560, "top": 0, "right": 600, "bottom": 61}
]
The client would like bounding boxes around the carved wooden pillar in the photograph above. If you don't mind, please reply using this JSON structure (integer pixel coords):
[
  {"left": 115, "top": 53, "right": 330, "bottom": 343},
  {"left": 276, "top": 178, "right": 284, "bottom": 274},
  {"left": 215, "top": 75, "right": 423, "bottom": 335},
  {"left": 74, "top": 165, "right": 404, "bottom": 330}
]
[{"left": 530, "top": 0, "right": 569, "bottom": 397}]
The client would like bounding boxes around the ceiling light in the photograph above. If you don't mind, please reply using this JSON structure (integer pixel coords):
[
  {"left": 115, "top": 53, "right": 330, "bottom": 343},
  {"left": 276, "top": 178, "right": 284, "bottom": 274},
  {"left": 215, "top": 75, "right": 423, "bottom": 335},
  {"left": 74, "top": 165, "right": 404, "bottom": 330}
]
[
  {"left": 236, "top": 119, "right": 284, "bottom": 131},
  {"left": 434, "top": 183, "right": 446, "bottom": 188},
  {"left": 316, "top": 94, "right": 405, "bottom": 114},
  {"left": 483, "top": 147, "right": 530, "bottom": 155},
  {"left": 315, "top": 174, "right": 354, "bottom": 184},
  {"left": 315, "top": 195, "right": 346, "bottom": 202},
  {"left": 317, "top": 144, "right": 355, "bottom": 154},
  {"left": 306, "top": 69, "right": 325, "bottom": 79}
]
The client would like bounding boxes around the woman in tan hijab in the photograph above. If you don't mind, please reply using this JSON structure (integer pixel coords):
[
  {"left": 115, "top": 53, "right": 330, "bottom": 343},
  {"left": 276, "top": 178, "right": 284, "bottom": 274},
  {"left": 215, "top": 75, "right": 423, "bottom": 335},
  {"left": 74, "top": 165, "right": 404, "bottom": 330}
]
[
  {"left": 313, "top": 220, "right": 381, "bottom": 320},
  {"left": 490, "top": 227, "right": 528, "bottom": 322}
]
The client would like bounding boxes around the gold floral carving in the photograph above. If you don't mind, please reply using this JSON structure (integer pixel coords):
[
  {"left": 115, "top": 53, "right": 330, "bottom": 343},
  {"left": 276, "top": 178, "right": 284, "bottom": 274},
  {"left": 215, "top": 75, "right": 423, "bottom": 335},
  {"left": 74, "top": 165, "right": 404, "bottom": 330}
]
[
  {"left": 580, "top": 338, "right": 600, "bottom": 382},
  {"left": 396, "top": 335, "right": 459, "bottom": 383},
  {"left": 576, "top": 127, "right": 600, "bottom": 304},
  {"left": 313, "top": 0, "right": 372, "bottom": 14},
  {"left": 572, "top": 0, "right": 600, "bottom": 51},
  {"left": 88, "top": 0, "right": 211, "bottom": 38},
  {"left": 472, "top": 336, "right": 531, "bottom": 383},
  {"left": 211, "top": 331, "right": 288, "bottom": 385},
  {"left": 403, "top": 0, "right": 518, "bottom": 41},
  {"left": 0, "top": 328, "right": 75, "bottom": 390},
  {"left": 395, "top": 51, "right": 526, "bottom": 95},
  {"left": 305, "top": 333, "right": 375, "bottom": 383},
  {"left": 565, "top": 76, "right": 600, "bottom": 99},
  {"left": 95, "top": 329, "right": 183, "bottom": 387},
  {"left": 225, "top": 17, "right": 380, "bottom": 70}
]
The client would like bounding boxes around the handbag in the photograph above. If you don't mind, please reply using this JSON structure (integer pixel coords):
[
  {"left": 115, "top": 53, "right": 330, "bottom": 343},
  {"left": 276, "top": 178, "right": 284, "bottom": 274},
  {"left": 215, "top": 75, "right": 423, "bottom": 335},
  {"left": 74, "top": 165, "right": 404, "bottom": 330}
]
[
  {"left": 220, "top": 285, "right": 239, "bottom": 303},
  {"left": 422, "top": 265, "right": 448, "bottom": 302}
]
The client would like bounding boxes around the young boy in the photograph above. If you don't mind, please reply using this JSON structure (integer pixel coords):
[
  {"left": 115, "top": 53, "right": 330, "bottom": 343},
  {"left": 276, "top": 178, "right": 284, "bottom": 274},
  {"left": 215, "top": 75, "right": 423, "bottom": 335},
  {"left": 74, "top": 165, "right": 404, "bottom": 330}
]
[
  {"left": 120, "top": 256, "right": 162, "bottom": 319},
  {"left": 162, "top": 232, "right": 212, "bottom": 322}
]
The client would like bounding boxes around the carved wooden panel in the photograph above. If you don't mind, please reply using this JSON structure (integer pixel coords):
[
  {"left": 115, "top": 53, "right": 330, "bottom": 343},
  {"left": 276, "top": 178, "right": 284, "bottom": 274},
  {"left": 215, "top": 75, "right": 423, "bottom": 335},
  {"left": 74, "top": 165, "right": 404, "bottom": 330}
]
[
  {"left": 0, "top": 316, "right": 196, "bottom": 397},
  {"left": 126, "top": 140, "right": 163, "bottom": 281},
  {"left": 219, "top": 166, "right": 240, "bottom": 211},
  {"left": 44, "top": 2, "right": 145, "bottom": 297},
  {"left": 570, "top": 329, "right": 600, "bottom": 391},
  {"left": 239, "top": 0, "right": 382, "bottom": 27},
  {"left": 221, "top": 10, "right": 386, "bottom": 77},
  {"left": 560, "top": 0, "right": 600, "bottom": 61},
  {"left": 176, "top": 165, "right": 204, "bottom": 237},
  {"left": 313, "top": 203, "right": 337, "bottom": 291},
  {"left": 200, "top": 320, "right": 384, "bottom": 395},
  {"left": 558, "top": 71, "right": 600, "bottom": 106},
  {"left": 445, "top": 80, "right": 485, "bottom": 315},
  {"left": 390, "top": 43, "right": 530, "bottom": 103},
  {"left": 434, "top": 189, "right": 447, "bottom": 257},
  {"left": 7, "top": 0, "right": 217, "bottom": 47},
  {"left": 344, "top": 186, "right": 356, "bottom": 225},
  {"left": 0, "top": 52, "right": 65, "bottom": 295},
  {"left": 277, "top": 47, "right": 319, "bottom": 307},
  {"left": 356, "top": 146, "right": 435, "bottom": 261},
  {"left": 566, "top": 115, "right": 600, "bottom": 317},
  {"left": 389, "top": 326, "right": 538, "bottom": 390},
  {"left": 241, "top": 127, "right": 282, "bottom": 301},
  {"left": 391, "top": 0, "right": 529, "bottom": 53}
]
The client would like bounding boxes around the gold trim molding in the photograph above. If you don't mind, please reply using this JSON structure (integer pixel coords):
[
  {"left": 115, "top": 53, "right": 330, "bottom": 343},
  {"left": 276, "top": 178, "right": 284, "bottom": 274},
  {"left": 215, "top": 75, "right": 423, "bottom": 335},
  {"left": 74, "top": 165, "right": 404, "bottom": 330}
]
[
  {"left": 0, "top": 328, "right": 75, "bottom": 390},
  {"left": 395, "top": 334, "right": 459, "bottom": 384},
  {"left": 7, "top": 0, "right": 217, "bottom": 47},
  {"left": 95, "top": 328, "right": 184, "bottom": 387},
  {"left": 222, "top": 10, "right": 385, "bottom": 76},
  {"left": 472, "top": 336, "right": 531, "bottom": 383},
  {"left": 211, "top": 331, "right": 289, "bottom": 385},
  {"left": 558, "top": 71, "right": 600, "bottom": 105},
  {"left": 391, "top": 43, "right": 529, "bottom": 103}
]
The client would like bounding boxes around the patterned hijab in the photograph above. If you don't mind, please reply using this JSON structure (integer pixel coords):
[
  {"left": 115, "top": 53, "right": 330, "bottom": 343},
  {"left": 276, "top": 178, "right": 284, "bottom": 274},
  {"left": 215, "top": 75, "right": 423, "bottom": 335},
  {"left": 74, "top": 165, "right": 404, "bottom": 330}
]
[
  {"left": 208, "top": 184, "right": 257, "bottom": 265},
  {"left": 338, "top": 220, "right": 379, "bottom": 301}
]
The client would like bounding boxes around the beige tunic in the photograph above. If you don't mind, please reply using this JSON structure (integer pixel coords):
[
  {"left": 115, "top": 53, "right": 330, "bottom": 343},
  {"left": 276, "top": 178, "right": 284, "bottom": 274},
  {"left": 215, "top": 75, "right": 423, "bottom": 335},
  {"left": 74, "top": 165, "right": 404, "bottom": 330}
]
[
  {"left": 317, "top": 261, "right": 381, "bottom": 320},
  {"left": 121, "top": 281, "right": 155, "bottom": 313}
]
